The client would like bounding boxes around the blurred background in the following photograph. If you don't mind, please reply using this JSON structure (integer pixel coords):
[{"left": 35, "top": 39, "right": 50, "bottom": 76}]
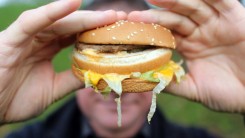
[{"left": 0, "top": 0, "right": 244, "bottom": 138}]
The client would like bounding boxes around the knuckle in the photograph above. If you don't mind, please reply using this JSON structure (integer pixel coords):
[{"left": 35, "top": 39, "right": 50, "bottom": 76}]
[
  {"left": 18, "top": 10, "right": 33, "bottom": 20},
  {"left": 47, "top": 22, "right": 61, "bottom": 37},
  {"left": 17, "top": 10, "right": 35, "bottom": 35},
  {"left": 42, "top": 6, "right": 58, "bottom": 24}
]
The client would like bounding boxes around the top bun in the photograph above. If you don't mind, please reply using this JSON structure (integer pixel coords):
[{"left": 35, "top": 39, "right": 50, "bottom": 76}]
[{"left": 78, "top": 20, "right": 176, "bottom": 49}]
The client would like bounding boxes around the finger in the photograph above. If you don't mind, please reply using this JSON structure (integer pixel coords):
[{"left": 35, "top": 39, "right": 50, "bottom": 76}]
[
  {"left": 116, "top": 11, "right": 128, "bottom": 20},
  {"left": 203, "top": 0, "right": 245, "bottom": 21},
  {"left": 53, "top": 70, "right": 84, "bottom": 101},
  {"left": 128, "top": 10, "right": 197, "bottom": 36},
  {"left": 33, "top": 35, "right": 76, "bottom": 57},
  {"left": 204, "top": 0, "right": 243, "bottom": 13},
  {"left": 147, "top": 0, "right": 216, "bottom": 25},
  {"left": 3, "top": 0, "right": 81, "bottom": 46},
  {"left": 43, "top": 10, "right": 127, "bottom": 39},
  {"left": 165, "top": 74, "right": 199, "bottom": 102}
]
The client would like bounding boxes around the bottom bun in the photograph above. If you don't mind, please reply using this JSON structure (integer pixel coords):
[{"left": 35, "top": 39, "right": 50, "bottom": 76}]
[{"left": 72, "top": 65, "right": 158, "bottom": 93}]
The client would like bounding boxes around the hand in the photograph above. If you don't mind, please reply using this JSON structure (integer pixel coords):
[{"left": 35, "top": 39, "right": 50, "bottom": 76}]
[
  {"left": 128, "top": 0, "right": 245, "bottom": 113},
  {"left": 0, "top": 0, "right": 126, "bottom": 123}
]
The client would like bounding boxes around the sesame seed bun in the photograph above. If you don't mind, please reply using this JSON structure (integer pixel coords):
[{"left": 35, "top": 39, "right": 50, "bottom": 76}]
[
  {"left": 78, "top": 20, "right": 176, "bottom": 49},
  {"left": 72, "top": 20, "right": 176, "bottom": 93}
]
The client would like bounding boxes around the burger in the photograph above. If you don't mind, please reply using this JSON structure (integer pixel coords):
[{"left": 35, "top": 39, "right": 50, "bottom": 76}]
[{"left": 72, "top": 20, "right": 185, "bottom": 126}]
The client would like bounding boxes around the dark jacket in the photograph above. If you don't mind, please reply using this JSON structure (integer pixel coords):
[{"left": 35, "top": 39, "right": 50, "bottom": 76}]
[{"left": 6, "top": 98, "right": 219, "bottom": 138}]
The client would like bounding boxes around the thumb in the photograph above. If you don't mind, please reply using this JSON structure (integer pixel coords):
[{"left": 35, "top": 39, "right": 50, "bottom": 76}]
[
  {"left": 52, "top": 70, "right": 84, "bottom": 100},
  {"left": 4, "top": 0, "right": 82, "bottom": 46},
  {"left": 165, "top": 74, "right": 199, "bottom": 102}
]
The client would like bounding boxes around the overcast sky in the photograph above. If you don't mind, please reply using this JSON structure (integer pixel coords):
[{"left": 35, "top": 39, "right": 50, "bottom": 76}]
[{"left": 0, "top": 0, "right": 7, "bottom": 6}]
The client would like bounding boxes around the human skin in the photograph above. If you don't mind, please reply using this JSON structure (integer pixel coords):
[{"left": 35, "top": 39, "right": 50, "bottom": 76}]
[
  {"left": 0, "top": 0, "right": 126, "bottom": 123},
  {"left": 128, "top": 0, "right": 245, "bottom": 113},
  {"left": 77, "top": 88, "right": 152, "bottom": 138}
]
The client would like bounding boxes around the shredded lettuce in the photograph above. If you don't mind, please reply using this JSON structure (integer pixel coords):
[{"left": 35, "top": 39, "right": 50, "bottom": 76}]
[
  {"left": 174, "top": 66, "right": 185, "bottom": 83},
  {"left": 102, "top": 74, "right": 129, "bottom": 95},
  {"left": 84, "top": 71, "right": 92, "bottom": 88},
  {"left": 101, "top": 86, "right": 112, "bottom": 99},
  {"left": 131, "top": 72, "right": 141, "bottom": 78},
  {"left": 147, "top": 92, "right": 156, "bottom": 123},
  {"left": 153, "top": 73, "right": 171, "bottom": 94},
  {"left": 80, "top": 60, "right": 185, "bottom": 126},
  {"left": 140, "top": 70, "right": 159, "bottom": 82},
  {"left": 115, "top": 97, "right": 122, "bottom": 127},
  {"left": 102, "top": 74, "right": 129, "bottom": 127},
  {"left": 147, "top": 62, "right": 185, "bottom": 123},
  {"left": 147, "top": 74, "right": 172, "bottom": 123}
]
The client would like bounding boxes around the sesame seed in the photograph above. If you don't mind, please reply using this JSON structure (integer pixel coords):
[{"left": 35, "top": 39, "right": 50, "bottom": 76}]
[
  {"left": 159, "top": 41, "right": 163, "bottom": 44},
  {"left": 131, "top": 22, "right": 135, "bottom": 24},
  {"left": 107, "top": 28, "right": 111, "bottom": 31},
  {"left": 152, "top": 38, "right": 155, "bottom": 42},
  {"left": 140, "top": 22, "right": 144, "bottom": 24},
  {"left": 133, "top": 31, "right": 138, "bottom": 34},
  {"left": 111, "top": 25, "right": 116, "bottom": 28},
  {"left": 130, "top": 33, "right": 134, "bottom": 37},
  {"left": 127, "top": 35, "right": 130, "bottom": 40},
  {"left": 112, "top": 36, "right": 116, "bottom": 40},
  {"left": 150, "top": 42, "right": 154, "bottom": 45},
  {"left": 140, "top": 29, "right": 144, "bottom": 32},
  {"left": 92, "top": 33, "right": 95, "bottom": 36}
]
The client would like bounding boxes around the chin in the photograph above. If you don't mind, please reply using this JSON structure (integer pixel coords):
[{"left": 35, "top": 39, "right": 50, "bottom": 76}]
[{"left": 74, "top": 20, "right": 185, "bottom": 127}]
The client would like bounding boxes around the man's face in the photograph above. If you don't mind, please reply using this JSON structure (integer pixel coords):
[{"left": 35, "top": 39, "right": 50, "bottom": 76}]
[
  {"left": 76, "top": 0, "right": 152, "bottom": 132},
  {"left": 76, "top": 88, "right": 152, "bottom": 129}
]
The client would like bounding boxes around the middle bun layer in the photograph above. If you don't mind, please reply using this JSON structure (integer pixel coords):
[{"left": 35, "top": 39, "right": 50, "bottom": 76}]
[{"left": 73, "top": 48, "right": 172, "bottom": 74}]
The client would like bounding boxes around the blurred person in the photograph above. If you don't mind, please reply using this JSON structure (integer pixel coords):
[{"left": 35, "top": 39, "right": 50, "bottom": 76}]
[
  {"left": 3, "top": 0, "right": 217, "bottom": 137},
  {"left": 0, "top": 0, "right": 244, "bottom": 137}
]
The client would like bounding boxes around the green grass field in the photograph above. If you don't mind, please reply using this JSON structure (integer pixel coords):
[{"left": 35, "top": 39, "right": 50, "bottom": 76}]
[{"left": 0, "top": 3, "right": 244, "bottom": 138}]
